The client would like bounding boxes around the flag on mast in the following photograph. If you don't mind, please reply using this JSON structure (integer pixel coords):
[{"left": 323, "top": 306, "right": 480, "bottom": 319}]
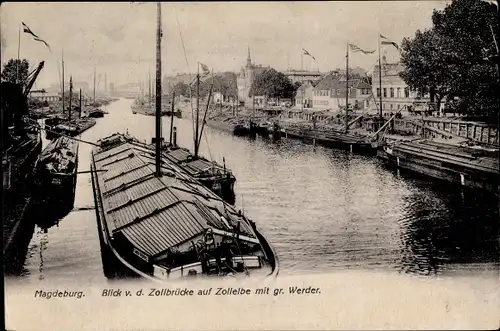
[
  {"left": 302, "top": 48, "right": 316, "bottom": 61},
  {"left": 380, "top": 34, "right": 399, "bottom": 51},
  {"left": 21, "top": 22, "right": 51, "bottom": 50},
  {"left": 348, "top": 43, "right": 375, "bottom": 54},
  {"left": 199, "top": 62, "right": 210, "bottom": 77}
]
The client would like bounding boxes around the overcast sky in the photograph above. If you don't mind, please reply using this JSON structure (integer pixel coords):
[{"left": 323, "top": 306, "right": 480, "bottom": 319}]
[{"left": 1, "top": 1, "right": 448, "bottom": 88}]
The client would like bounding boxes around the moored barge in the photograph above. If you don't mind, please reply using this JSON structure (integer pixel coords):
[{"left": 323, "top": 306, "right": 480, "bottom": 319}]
[
  {"left": 90, "top": 133, "right": 278, "bottom": 281},
  {"left": 160, "top": 144, "right": 236, "bottom": 204},
  {"left": 33, "top": 136, "right": 79, "bottom": 209},
  {"left": 378, "top": 138, "right": 499, "bottom": 193}
]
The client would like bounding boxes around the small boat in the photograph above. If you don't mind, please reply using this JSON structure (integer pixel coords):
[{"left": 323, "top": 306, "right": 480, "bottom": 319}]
[
  {"left": 160, "top": 143, "right": 236, "bottom": 204},
  {"left": 163, "top": 109, "right": 182, "bottom": 118},
  {"left": 90, "top": 133, "right": 278, "bottom": 281},
  {"left": 33, "top": 136, "right": 79, "bottom": 209},
  {"left": 89, "top": 109, "right": 104, "bottom": 118}
]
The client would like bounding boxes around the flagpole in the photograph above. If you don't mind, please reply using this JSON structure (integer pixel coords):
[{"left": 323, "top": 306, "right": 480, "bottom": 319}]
[
  {"left": 378, "top": 33, "right": 383, "bottom": 118},
  {"left": 155, "top": 1, "right": 162, "bottom": 177},
  {"left": 301, "top": 51, "right": 303, "bottom": 71},
  {"left": 16, "top": 23, "right": 21, "bottom": 84}
]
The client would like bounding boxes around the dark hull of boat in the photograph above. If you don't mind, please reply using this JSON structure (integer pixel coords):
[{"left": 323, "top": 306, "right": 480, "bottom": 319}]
[
  {"left": 377, "top": 144, "right": 500, "bottom": 193},
  {"left": 165, "top": 111, "right": 182, "bottom": 118},
  {"left": 32, "top": 172, "right": 77, "bottom": 210},
  {"left": 3, "top": 132, "right": 42, "bottom": 257},
  {"left": 281, "top": 126, "right": 377, "bottom": 155},
  {"left": 32, "top": 137, "right": 79, "bottom": 210},
  {"left": 132, "top": 107, "right": 172, "bottom": 117},
  {"left": 89, "top": 112, "right": 104, "bottom": 118}
]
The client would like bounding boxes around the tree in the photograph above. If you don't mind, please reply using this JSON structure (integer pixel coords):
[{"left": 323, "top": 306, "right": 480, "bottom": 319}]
[
  {"left": 399, "top": 0, "right": 499, "bottom": 118},
  {"left": 400, "top": 29, "right": 454, "bottom": 112},
  {"left": 249, "top": 68, "right": 297, "bottom": 100},
  {"left": 1, "top": 59, "right": 30, "bottom": 86},
  {"left": 173, "top": 82, "right": 189, "bottom": 97}
]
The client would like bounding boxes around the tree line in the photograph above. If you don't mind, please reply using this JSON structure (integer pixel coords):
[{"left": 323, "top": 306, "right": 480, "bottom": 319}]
[{"left": 399, "top": 0, "right": 499, "bottom": 119}]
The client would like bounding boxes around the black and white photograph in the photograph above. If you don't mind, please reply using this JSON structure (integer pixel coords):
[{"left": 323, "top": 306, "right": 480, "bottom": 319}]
[{"left": 2, "top": 1, "right": 499, "bottom": 330}]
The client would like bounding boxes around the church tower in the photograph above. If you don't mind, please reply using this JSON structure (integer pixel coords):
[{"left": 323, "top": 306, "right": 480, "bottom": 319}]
[{"left": 246, "top": 46, "right": 252, "bottom": 67}]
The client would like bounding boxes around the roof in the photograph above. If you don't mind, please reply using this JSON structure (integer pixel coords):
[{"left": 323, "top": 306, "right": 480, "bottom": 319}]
[
  {"left": 92, "top": 134, "right": 256, "bottom": 259},
  {"left": 335, "top": 78, "right": 371, "bottom": 89},
  {"left": 314, "top": 73, "right": 343, "bottom": 91}
]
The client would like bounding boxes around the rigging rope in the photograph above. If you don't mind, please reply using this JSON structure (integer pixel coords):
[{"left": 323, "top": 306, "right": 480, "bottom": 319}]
[{"left": 172, "top": 3, "right": 197, "bottom": 144}]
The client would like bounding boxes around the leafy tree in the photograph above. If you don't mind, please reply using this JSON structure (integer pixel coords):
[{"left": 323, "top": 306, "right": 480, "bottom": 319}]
[
  {"left": 400, "top": 0, "right": 499, "bottom": 118},
  {"left": 1, "top": 59, "right": 30, "bottom": 86},
  {"left": 400, "top": 29, "right": 454, "bottom": 112},
  {"left": 249, "top": 68, "right": 297, "bottom": 100},
  {"left": 173, "top": 82, "right": 189, "bottom": 97}
]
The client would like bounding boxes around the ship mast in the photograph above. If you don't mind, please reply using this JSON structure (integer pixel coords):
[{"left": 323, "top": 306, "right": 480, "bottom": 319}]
[
  {"left": 378, "top": 34, "right": 383, "bottom": 118},
  {"left": 148, "top": 67, "right": 151, "bottom": 106},
  {"left": 154, "top": 2, "right": 162, "bottom": 177},
  {"left": 93, "top": 66, "right": 96, "bottom": 105},
  {"left": 345, "top": 42, "right": 349, "bottom": 133},
  {"left": 194, "top": 63, "right": 200, "bottom": 158},
  {"left": 62, "top": 50, "right": 65, "bottom": 114},
  {"left": 69, "top": 76, "right": 73, "bottom": 121}
]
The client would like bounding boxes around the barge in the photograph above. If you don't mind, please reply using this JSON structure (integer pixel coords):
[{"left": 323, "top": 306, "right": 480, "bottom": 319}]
[
  {"left": 160, "top": 144, "right": 236, "bottom": 204},
  {"left": 281, "top": 124, "right": 376, "bottom": 154},
  {"left": 90, "top": 133, "right": 278, "bottom": 281},
  {"left": 33, "top": 136, "right": 79, "bottom": 210},
  {"left": 44, "top": 116, "right": 96, "bottom": 140},
  {"left": 378, "top": 138, "right": 499, "bottom": 193}
]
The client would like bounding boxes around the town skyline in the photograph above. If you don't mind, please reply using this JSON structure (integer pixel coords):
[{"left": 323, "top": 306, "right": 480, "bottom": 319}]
[{"left": 1, "top": 1, "right": 448, "bottom": 88}]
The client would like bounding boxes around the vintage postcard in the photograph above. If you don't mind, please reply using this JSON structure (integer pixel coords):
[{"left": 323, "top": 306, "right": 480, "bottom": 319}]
[{"left": 2, "top": 1, "right": 499, "bottom": 330}]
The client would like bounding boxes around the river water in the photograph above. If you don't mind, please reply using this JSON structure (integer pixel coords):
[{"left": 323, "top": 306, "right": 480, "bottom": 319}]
[{"left": 9, "top": 98, "right": 500, "bottom": 283}]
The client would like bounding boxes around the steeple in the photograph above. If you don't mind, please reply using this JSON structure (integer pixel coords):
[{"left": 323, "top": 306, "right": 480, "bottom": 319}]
[{"left": 246, "top": 45, "right": 252, "bottom": 67}]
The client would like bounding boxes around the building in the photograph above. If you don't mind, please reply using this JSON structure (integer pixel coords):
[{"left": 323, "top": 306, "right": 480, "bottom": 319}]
[
  {"left": 312, "top": 71, "right": 372, "bottom": 112},
  {"left": 236, "top": 47, "right": 269, "bottom": 105},
  {"left": 212, "top": 91, "right": 236, "bottom": 104},
  {"left": 372, "top": 60, "right": 429, "bottom": 114},
  {"left": 294, "top": 82, "right": 315, "bottom": 108},
  {"left": 47, "top": 81, "right": 90, "bottom": 95},
  {"left": 283, "top": 70, "right": 322, "bottom": 85},
  {"left": 29, "top": 91, "right": 60, "bottom": 103}
]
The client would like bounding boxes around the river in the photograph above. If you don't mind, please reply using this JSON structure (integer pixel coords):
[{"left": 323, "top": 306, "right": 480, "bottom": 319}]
[{"left": 8, "top": 98, "right": 500, "bottom": 284}]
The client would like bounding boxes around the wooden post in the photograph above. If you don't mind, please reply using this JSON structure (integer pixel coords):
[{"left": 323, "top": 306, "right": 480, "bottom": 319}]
[{"left": 79, "top": 89, "right": 82, "bottom": 118}]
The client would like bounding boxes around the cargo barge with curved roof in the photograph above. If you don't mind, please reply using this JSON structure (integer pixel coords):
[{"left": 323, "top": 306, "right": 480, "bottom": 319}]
[{"left": 90, "top": 133, "right": 278, "bottom": 280}]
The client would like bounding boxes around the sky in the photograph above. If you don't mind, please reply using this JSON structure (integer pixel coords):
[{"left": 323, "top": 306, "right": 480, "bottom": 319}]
[{"left": 0, "top": 1, "right": 449, "bottom": 89}]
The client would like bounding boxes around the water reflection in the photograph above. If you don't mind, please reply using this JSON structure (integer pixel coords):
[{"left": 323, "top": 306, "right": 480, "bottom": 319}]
[{"left": 399, "top": 185, "right": 499, "bottom": 275}]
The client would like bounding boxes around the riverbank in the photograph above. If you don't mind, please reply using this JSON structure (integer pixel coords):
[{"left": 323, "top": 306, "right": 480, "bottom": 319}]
[{"left": 204, "top": 109, "right": 500, "bottom": 194}]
